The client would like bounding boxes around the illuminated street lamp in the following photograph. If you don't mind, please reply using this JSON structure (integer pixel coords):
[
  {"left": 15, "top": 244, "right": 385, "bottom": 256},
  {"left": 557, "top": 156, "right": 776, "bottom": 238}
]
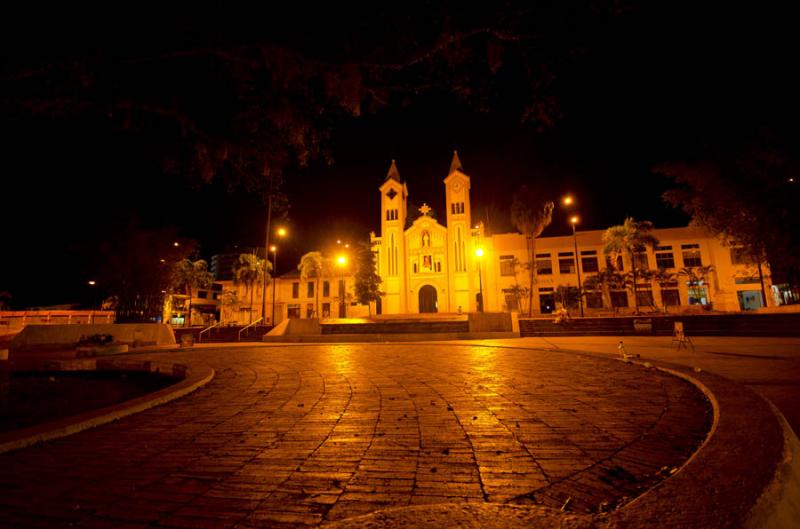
[
  {"left": 88, "top": 280, "right": 97, "bottom": 309},
  {"left": 475, "top": 247, "right": 485, "bottom": 312},
  {"left": 269, "top": 227, "right": 287, "bottom": 326},
  {"left": 569, "top": 215, "right": 585, "bottom": 317},
  {"left": 562, "top": 195, "right": 574, "bottom": 206}
]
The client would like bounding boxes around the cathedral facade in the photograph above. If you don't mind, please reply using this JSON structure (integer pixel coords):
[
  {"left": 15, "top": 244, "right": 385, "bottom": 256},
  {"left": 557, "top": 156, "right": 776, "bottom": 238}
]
[
  {"left": 214, "top": 152, "right": 778, "bottom": 326},
  {"left": 372, "top": 152, "right": 485, "bottom": 314}
]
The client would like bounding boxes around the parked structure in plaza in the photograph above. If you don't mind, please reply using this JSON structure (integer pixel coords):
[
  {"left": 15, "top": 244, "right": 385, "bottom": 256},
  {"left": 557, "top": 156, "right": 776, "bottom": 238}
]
[{"left": 218, "top": 152, "right": 777, "bottom": 324}]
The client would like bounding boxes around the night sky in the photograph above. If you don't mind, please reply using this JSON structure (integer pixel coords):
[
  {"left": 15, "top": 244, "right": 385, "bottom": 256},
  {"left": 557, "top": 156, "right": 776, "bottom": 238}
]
[{"left": 2, "top": 3, "right": 798, "bottom": 308}]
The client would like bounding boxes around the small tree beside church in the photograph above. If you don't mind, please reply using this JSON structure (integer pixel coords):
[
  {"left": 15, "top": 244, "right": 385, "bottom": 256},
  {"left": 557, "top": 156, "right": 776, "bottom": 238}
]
[{"left": 354, "top": 240, "right": 384, "bottom": 316}]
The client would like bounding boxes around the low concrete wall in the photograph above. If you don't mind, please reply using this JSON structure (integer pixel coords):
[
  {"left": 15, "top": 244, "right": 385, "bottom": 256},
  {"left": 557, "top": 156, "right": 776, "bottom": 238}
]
[
  {"left": 286, "top": 318, "right": 321, "bottom": 335},
  {"left": 10, "top": 324, "right": 176, "bottom": 353},
  {"left": 468, "top": 312, "right": 513, "bottom": 332}
]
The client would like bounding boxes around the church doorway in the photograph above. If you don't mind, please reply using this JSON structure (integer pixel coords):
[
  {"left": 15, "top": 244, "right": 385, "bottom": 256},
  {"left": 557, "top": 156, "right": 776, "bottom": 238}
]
[{"left": 419, "top": 285, "right": 438, "bottom": 313}]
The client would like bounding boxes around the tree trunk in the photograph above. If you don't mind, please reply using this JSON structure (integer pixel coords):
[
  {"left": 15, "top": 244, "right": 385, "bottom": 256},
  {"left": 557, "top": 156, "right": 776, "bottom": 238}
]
[
  {"left": 262, "top": 193, "right": 272, "bottom": 324},
  {"left": 757, "top": 260, "right": 768, "bottom": 308},
  {"left": 630, "top": 252, "right": 639, "bottom": 314},
  {"left": 249, "top": 285, "right": 254, "bottom": 324},
  {"left": 527, "top": 236, "right": 534, "bottom": 316},
  {"left": 316, "top": 277, "right": 320, "bottom": 318},
  {"left": 187, "top": 286, "right": 193, "bottom": 327}
]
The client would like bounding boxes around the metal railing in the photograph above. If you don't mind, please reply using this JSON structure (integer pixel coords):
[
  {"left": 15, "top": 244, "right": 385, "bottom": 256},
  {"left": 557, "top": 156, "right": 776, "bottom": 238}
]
[
  {"left": 198, "top": 321, "right": 222, "bottom": 342},
  {"left": 238, "top": 318, "right": 263, "bottom": 341}
]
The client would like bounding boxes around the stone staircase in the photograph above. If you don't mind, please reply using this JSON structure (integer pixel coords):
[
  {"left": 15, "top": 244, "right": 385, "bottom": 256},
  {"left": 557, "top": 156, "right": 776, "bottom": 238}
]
[
  {"left": 321, "top": 319, "right": 469, "bottom": 335},
  {"left": 174, "top": 325, "right": 274, "bottom": 343}
]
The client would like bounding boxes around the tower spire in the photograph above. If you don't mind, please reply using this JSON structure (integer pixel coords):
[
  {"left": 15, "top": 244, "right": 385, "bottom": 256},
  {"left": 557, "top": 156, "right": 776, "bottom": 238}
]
[
  {"left": 449, "top": 150, "right": 463, "bottom": 175},
  {"left": 386, "top": 159, "right": 401, "bottom": 182}
]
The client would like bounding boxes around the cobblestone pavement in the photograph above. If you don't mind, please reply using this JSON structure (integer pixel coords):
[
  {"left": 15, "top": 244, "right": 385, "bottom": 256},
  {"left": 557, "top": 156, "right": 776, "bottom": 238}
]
[
  {"left": 0, "top": 344, "right": 712, "bottom": 528},
  {"left": 485, "top": 336, "right": 800, "bottom": 433}
]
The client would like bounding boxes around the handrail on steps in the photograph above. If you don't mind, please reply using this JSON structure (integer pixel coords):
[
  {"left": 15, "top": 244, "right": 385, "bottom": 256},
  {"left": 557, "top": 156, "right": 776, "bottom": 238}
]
[
  {"left": 198, "top": 321, "right": 223, "bottom": 342},
  {"left": 238, "top": 318, "right": 263, "bottom": 341}
]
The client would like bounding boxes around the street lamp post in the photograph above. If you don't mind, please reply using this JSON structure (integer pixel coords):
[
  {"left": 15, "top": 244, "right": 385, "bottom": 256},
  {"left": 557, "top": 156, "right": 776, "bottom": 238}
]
[
  {"left": 569, "top": 216, "right": 585, "bottom": 317},
  {"left": 475, "top": 247, "right": 484, "bottom": 312},
  {"left": 270, "top": 245, "right": 278, "bottom": 327},
  {"left": 269, "top": 228, "right": 287, "bottom": 326},
  {"left": 336, "top": 254, "right": 347, "bottom": 318}
]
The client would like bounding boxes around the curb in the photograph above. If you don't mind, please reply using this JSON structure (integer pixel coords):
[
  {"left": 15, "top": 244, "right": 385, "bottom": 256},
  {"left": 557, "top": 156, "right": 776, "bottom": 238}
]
[
  {"left": 744, "top": 401, "right": 800, "bottom": 529},
  {"left": 0, "top": 360, "right": 215, "bottom": 454}
]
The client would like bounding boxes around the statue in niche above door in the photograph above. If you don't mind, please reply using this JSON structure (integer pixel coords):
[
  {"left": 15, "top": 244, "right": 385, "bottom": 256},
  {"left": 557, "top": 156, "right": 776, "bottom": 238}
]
[{"left": 422, "top": 230, "right": 431, "bottom": 247}]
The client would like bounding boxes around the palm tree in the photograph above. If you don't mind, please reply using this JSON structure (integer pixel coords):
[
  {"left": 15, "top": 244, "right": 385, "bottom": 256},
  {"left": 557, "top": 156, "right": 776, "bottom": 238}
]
[
  {"left": 511, "top": 186, "right": 554, "bottom": 316},
  {"left": 602, "top": 218, "right": 659, "bottom": 314},
  {"left": 171, "top": 259, "right": 214, "bottom": 326},
  {"left": 298, "top": 251, "right": 326, "bottom": 317},
  {"left": 233, "top": 253, "right": 269, "bottom": 324}
]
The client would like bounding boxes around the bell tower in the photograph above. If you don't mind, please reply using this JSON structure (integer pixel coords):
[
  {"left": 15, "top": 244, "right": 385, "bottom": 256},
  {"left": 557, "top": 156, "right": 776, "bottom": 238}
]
[
  {"left": 444, "top": 151, "right": 474, "bottom": 312},
  {"left": 378, "top": 159, "right": 409, "bottom": 313}
]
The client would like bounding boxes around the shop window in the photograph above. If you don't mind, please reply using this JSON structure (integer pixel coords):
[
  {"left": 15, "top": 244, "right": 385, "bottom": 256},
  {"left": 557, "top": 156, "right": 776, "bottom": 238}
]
[
  {"left": 636, "top": 289, "right": 654, "bottom": 308},
  {"left": 586, "top": 292, "right": 603, "bottom": 309},
  {"left": 661, "top": 289, "right": 680, "bottom": 306},
  {"left": 610, "top": 291, "right": 629, "bottom": 308}
]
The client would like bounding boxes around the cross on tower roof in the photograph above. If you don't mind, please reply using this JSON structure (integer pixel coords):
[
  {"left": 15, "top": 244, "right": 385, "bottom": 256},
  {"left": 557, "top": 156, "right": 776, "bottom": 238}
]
[{"left": 419, "top": 203, "right": 432, "bottom": 216}]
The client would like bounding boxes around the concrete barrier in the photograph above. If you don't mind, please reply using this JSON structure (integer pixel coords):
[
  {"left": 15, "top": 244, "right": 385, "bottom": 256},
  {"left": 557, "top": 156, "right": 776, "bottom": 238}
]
[
  {"left": 10, "top": 324, "right": 176, "bottom": 354},
  {"left": 468, "top": 312, "right": 513, "bottom": 332},
  {"left": 285, "top": 318, "right": 321, "bottom": 335}
]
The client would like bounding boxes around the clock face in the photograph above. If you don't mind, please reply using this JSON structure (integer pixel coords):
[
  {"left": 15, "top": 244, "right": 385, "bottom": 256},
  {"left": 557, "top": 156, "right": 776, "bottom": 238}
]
[{"left": 453, "top": 182, "right": 461, "bottom": 191}]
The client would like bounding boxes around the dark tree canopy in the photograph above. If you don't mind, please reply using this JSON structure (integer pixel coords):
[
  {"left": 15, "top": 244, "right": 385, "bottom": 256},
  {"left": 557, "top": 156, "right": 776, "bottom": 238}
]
[
  {"left": 95, "top": 224, "right": 199, "bottom": 322},
  {"left": 658, "top": 131, "right": 800, "bottom": 287},
  {"left": 1, "top": 4, "right": 623, "bottom": 193}
]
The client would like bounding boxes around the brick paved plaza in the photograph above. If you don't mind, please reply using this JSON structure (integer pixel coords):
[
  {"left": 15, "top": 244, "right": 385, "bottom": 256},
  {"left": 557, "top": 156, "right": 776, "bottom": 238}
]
[{"left": 0, "top": 344, "right": 713, "bottom": 528}]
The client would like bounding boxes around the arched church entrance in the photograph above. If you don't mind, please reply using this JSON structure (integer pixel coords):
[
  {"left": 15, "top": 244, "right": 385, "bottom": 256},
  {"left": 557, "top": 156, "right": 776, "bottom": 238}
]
[{"left": 419, "top": 285, "right": 438, "bottom": 313}]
